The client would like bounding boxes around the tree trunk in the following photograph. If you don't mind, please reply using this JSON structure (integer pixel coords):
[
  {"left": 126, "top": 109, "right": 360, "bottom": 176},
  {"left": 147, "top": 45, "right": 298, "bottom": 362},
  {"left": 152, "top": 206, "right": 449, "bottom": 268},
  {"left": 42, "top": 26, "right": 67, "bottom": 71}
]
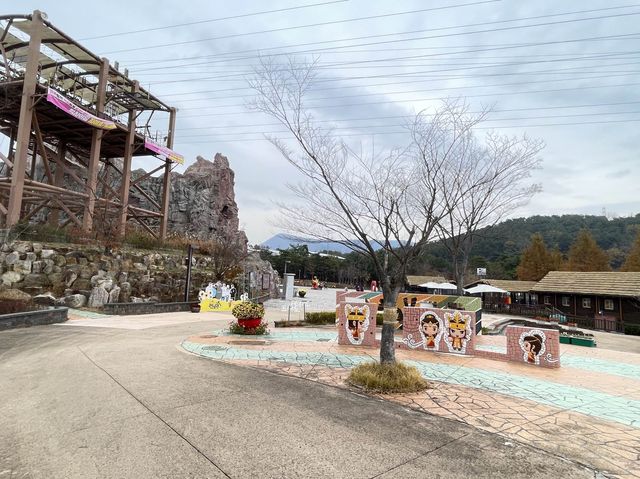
[{"left": 379, "top": 282, "right": 399, "bottom": 364}]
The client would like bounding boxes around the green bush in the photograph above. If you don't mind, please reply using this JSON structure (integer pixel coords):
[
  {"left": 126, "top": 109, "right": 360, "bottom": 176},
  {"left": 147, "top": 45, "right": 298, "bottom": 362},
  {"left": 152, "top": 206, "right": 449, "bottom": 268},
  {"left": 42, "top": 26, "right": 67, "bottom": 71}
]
[
  {"left": 305, "top": 311, "right": 337, "bottom": 324},
  {"left": 376, "top": 313, "right": 383, "bottom": 325},
  {"left": 305, "top": 311, "right": 384, "bottom": 325},
  {"left": 624, "top": 324, "right": 640, "bottom": 336},
  {"left": 348, "top": 362, "right": 428, "bottom": 393}
]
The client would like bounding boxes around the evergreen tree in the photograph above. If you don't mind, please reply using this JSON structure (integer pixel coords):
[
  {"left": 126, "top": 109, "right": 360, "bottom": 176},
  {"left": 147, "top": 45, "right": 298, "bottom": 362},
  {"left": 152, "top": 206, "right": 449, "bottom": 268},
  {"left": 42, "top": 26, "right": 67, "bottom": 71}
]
[
  {"left": 621, "top": 231, "right": 640, "bottom": 271},
  {"left": 516, "top": 234, "right": 556, "bottom": 281},
  {"left": 565, "top": 230, "right": 610, "bottom": 271}
]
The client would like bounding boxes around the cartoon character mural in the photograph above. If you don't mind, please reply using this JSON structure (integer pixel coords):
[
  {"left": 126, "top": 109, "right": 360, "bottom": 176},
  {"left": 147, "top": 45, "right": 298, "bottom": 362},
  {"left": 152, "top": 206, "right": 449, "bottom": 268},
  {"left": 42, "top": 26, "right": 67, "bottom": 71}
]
[
  {"left": 419, "top": 312, "right": 443, "bottom": 350},
  {"left": 519, "top": 329, "right": 546, "bottom": 365},
  {"left": 344, "top": 304, "right": 370, "bottom": 345},
  {"left": 444, "top": 310, "right": 472, "bottom": 353}
]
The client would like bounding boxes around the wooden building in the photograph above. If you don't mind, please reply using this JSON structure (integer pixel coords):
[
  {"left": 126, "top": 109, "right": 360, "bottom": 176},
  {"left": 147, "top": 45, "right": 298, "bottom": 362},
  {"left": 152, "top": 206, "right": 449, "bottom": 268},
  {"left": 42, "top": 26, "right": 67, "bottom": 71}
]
[{"left": 533, "top": 271, "right": 640, "bottom": 327}]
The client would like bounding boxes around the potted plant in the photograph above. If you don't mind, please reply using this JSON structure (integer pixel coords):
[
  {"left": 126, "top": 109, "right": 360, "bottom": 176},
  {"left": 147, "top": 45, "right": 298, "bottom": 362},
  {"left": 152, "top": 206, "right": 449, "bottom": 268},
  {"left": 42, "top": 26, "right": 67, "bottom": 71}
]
[
  {"left": 190, "top": 302, "right": 201, "bottom": 313},
  {"left": 298, "top": 289, "right": 307, "bottom": 298},
  {"left": 231, "top": 302, "right": 265, "bottom": 330}
]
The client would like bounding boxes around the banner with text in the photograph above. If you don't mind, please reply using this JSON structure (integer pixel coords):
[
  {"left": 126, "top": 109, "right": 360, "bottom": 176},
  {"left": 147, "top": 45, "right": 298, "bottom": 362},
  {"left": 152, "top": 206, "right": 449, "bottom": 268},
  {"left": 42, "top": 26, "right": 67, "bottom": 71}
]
[
  {"left": 46, "top": 88, "right": 117, "bottom": 130},
  {"left": 143, "top": 138, "right": 184, "bottom": 165}
]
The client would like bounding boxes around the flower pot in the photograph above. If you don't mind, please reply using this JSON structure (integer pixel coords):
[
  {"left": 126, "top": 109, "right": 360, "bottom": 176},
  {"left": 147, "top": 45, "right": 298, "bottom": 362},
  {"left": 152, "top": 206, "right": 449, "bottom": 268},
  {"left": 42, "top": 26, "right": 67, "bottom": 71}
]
[
  {"left": 298, "top": 291, "right": 306, "bottom": 298},
  {"left": 238, "top": 317, "right": 262, "bottom": 329},
  {"left": 190, "top": 303, "right": 201, "bottom": 313}
]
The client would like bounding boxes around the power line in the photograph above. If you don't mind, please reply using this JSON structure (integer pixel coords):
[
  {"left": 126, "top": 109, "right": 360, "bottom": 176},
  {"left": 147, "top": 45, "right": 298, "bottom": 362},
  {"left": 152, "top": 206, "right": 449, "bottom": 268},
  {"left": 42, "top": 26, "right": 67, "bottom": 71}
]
[
  {"left": 176, "top": 110, "right": 640, "bottom": 138},
  {"left": 175, "top": 118, "right": 640, "bottom": 143},
  {"left": 79, "top": 0, "right": 350, "bottom": 40},
  {"left": 136, "top": 32, "right": 640, "bottom": 86},
  {"left": 177, "top": 81, "right": 640, "bottom": 118},
  {"left": 118, "top": 4, "right": 640, "bottom": 66},
  {"left": 173, "top": 101, "right": 640, "bottom": 131},
  {"left": 175, "top": 71, "right": 640, "bottom": 111},
  {"left": 102, "top": 0, "right": 501, "bottom": 54}
]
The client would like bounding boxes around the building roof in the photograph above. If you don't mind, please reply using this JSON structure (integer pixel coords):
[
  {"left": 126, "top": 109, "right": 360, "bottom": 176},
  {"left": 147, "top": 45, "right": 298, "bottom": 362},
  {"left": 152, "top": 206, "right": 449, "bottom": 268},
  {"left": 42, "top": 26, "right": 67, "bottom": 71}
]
[
  {"left": 466, "top": 279, "right": 538, "bottom": 293},
  {"left": 533, "top": 271, "right": 640, "bottom": 298},
  {"left": 406, "top": 275, "right": 448, "bottom": 286}
]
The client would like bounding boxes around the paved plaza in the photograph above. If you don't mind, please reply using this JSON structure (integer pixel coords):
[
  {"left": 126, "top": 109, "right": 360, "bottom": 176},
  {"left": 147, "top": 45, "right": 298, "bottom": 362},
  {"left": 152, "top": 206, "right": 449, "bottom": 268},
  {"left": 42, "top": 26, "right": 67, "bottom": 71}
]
[{"left": 0, "top": 307, "right": 638, "bottom": 478}]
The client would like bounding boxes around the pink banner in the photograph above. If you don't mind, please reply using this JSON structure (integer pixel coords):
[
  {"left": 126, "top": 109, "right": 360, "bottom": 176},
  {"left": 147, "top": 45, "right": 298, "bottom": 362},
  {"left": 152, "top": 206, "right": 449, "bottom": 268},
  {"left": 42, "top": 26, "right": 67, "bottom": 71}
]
[
  {"left": 46, "top": 88, "right": 116, "bottom": 130},
  {"left": 143, "top": 138, "right": 184, "bottom": 165}
]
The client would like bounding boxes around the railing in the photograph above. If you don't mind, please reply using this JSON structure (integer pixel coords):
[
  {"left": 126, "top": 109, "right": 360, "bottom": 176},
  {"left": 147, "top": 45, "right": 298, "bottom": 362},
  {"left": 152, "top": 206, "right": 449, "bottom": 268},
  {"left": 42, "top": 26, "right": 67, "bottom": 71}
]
[{"left": 484, "top": 303, "right": 624, "bottom": 333}]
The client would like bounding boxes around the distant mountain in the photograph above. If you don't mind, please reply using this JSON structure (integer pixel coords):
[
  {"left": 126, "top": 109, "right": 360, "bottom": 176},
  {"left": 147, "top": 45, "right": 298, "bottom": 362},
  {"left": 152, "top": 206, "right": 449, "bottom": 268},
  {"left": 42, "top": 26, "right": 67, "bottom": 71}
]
[
  {"left": 261, "top": 234, "right": 355, "bottom": 254},
  {"left": 261, "top": 233, "right": 401, "bottom": 254}
]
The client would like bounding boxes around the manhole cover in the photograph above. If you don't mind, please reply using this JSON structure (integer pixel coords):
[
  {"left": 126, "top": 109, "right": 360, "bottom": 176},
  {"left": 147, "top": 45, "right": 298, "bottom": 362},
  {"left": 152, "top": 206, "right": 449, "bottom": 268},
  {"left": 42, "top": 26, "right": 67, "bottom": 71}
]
[
  {"left": 199, "top": 334, "right": 218, "bottom": 339},
  {"left": 202, "top": 345, "right": 228, "bottom": 351},
  {"left": 316, "top": 338, "right": 332, "bottom": 342},
  {"left": 228, "top": 340, "right": 270, "bottom": 346}
]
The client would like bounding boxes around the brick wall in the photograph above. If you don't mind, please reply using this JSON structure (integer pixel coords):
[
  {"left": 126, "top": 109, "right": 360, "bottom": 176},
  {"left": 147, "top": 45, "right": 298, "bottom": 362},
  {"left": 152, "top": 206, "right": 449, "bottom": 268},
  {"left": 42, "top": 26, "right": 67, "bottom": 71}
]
[
  {"left": 401, "top": 307, "right": 476, "bottom": 355},
  {"left": 506, "top": 325, "right": 561, "bottom": 368}
]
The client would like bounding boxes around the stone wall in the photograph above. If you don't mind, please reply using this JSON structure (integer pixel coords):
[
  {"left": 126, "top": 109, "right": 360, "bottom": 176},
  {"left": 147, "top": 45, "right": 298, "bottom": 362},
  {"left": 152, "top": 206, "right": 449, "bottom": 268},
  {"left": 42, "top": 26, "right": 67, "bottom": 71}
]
[{"left": 0, "top": 241, "right": 278, "bottom": 309}]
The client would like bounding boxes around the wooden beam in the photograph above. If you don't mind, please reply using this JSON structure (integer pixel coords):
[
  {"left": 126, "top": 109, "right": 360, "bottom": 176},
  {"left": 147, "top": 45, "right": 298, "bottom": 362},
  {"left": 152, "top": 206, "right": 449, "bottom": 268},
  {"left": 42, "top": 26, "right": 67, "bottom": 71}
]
[
  {"left": 54, "top": 198, "right": 82, "bottom": 228},
  {"left": 160, "top": 107, "right": 176, "bottom": 239},
  {"left": 49, "top": 141, "right": 65, "bottom": 226},
  {"left": 131, "top": 164, "right": 164, "bottom": 186},
  {"left": 6, "top": 10, "right": 44, "bottom": 227},
  {"left": 118, "top": 81, "right": 139, "bottom": 237},
  {"left": 31, "top": 113, "right": 54, "bottom": 184},
  {"left": 82, "top": 57, "right": 109, "bottom": 233}
]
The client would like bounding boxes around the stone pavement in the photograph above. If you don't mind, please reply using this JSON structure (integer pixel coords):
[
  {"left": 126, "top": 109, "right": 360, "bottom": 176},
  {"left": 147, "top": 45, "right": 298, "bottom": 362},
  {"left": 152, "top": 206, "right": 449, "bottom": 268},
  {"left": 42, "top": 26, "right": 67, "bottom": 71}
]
[{"left": 183, "top": 328, "right": 640, "bottom": 479}]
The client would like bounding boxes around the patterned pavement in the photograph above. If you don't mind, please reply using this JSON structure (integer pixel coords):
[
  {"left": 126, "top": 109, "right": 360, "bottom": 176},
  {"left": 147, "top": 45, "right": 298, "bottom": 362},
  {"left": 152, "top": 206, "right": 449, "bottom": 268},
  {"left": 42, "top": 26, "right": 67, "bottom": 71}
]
[{"left": 182, "top": 328, "right": 640, "bottom": 478}]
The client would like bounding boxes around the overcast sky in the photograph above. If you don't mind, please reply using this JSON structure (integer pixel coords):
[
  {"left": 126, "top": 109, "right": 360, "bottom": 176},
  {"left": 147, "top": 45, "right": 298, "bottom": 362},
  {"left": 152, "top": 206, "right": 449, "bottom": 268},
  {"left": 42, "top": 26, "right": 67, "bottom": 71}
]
[{"left": 9, "top": 0, "right": 640, "bottom": 243}]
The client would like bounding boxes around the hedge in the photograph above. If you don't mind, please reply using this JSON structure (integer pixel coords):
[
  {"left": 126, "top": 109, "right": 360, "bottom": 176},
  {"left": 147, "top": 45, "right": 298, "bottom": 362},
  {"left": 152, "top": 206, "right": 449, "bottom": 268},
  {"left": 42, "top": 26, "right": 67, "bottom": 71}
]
[{"left": 305, "top": 311, "right": 384, "bottom": 325}]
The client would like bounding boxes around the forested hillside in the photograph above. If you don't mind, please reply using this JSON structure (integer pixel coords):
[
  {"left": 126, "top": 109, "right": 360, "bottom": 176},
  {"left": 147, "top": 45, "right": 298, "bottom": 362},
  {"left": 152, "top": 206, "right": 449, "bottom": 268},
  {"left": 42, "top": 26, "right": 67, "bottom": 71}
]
[{"left": 411, "top": 214, "right": 640, "bottom": 279}]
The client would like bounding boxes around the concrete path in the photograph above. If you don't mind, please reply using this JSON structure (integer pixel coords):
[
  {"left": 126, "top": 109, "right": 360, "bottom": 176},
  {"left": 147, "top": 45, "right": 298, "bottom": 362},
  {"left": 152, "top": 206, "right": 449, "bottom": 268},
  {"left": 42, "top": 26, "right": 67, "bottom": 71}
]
[{"left": 0, "top": 316, "right": 596, "bottom": 479}]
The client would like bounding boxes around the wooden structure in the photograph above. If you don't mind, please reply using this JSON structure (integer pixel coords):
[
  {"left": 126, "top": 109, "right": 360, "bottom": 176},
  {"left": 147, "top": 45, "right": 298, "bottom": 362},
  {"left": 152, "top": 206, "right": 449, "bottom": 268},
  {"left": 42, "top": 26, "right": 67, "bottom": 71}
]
[
  {"left": 533, "top": 271, "right": 640, "bottom": 327},
  {"left": 0, "top": 11, "right": 182, "bottom": 239}
]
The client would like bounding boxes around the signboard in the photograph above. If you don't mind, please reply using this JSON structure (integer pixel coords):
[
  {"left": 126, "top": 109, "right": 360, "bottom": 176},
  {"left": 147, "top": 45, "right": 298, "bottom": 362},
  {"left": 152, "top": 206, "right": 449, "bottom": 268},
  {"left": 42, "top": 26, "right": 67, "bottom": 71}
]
[
  {"left": 143, "top": 138, "right": 184, "bottom": 165},
  {"left": 477, "top": 268, "right": 487, "bottom": 276},
  {"left": 46, "top": 88, "right": 117, "bottom": 130},
  {"left": 261, "top": 273, "right": 271, "bottom": 290}
]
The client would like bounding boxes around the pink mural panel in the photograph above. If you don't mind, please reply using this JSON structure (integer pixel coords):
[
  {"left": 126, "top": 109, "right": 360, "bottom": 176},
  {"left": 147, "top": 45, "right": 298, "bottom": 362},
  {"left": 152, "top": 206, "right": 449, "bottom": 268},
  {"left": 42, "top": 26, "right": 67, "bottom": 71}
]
[
  {"left": 506, "top": 325, "right": 561, "bottom": 368},
  {"left": 402, "top": 307, "right": 475, "bottom": 355},
  {"left": 337, "top": 302, "right": 377, "bottom": 347}
]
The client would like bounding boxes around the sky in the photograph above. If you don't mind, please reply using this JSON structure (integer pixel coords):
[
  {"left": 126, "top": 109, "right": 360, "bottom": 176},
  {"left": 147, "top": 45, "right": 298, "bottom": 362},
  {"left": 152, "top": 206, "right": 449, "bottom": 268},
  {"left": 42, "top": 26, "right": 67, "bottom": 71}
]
[{"left": 7, "top": 0, "right": 640, "bottom": 243}]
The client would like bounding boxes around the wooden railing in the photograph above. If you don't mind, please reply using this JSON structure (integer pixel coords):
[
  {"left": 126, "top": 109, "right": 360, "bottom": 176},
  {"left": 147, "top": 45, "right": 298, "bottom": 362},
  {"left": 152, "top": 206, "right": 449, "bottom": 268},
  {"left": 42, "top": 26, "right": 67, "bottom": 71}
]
[{"left": 484, "top": 303, "right": 624, "bottom": 333}]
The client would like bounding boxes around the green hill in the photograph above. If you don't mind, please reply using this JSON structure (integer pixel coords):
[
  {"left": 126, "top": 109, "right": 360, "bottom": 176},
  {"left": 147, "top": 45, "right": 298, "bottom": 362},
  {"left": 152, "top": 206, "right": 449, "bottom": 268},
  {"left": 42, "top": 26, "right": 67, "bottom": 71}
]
[{"left": 410, "top": 214, "right": 640, "bottom": 279}]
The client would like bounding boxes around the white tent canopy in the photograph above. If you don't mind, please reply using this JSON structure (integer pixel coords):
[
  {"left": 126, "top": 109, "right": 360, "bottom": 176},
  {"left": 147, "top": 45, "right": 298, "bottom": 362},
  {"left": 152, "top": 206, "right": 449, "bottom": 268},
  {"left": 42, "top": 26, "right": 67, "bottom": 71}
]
[
  {"left": 418, "top": 282, "right": 459, "bottom": 290},
  {"left": 466, "top": 284, "right": 508, "bottom": 294}
]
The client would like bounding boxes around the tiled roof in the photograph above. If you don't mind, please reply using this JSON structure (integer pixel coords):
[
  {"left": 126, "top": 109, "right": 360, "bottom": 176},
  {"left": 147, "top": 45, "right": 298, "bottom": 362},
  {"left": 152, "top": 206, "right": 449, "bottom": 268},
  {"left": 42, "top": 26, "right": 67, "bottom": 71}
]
[
  {"left": 406, "top": 275, "right": 448, "bottom": 285},
  {"left": 533, "top": 271, "right": 640, "bottom": 298}
]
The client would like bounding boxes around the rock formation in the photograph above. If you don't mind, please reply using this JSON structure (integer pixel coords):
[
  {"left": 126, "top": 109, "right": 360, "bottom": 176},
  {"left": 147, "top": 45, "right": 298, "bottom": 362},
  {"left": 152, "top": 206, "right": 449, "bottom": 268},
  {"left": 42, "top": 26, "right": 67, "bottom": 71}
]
[{"left": 131, "top": 153, "right": 246, "bottom": 243}]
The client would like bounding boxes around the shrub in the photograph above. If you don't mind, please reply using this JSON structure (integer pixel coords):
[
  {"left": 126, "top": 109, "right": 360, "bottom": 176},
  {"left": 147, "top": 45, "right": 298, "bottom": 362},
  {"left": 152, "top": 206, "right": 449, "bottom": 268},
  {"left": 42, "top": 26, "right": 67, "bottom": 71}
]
[
  {"left": 305, "top": 311, "right": 384, "bottom": 325},
  {"left": 232, "top": 302, "right": 265, "bottom": 319},
  {"left": 305, "top": 311, "right": 337, "bottom": 324},
  {"left": 624, "top": 324, "right": 640, "bottom": 336},
  {"left": 348, "top": 362, "right": 428, "bottom": 393},
  {"left": 228, "top": 320, "right": 269, "bottom": 335}
]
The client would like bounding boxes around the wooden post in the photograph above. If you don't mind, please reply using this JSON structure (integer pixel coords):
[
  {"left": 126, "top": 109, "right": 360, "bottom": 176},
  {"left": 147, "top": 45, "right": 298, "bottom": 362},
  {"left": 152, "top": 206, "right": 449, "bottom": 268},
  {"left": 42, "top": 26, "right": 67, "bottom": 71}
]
[
  {"left": 6, "top": 10, "right": 43, "bottom": 227},
  {"left": 118, "top": 81, "right": 139, "bottom": 237},
  {"left": 82, "top": 57, "right": 109, "bottom": 233},
  {"left": 48, "top": 141, "right": 66, "bottom": 226},
  {"left": 159, "top": 107, "right": 176, "bottom": 240}
]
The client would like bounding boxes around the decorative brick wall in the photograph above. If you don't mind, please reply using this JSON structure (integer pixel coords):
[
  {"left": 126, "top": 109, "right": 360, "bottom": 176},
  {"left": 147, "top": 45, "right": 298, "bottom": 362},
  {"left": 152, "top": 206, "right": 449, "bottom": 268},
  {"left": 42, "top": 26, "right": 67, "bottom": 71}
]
[
  {"left": 506, "top": 325, "right": 561, "bottom": 368},
  {"left": 337, "top": 302, "right": 376, "bottom": 346},
  {"left": 401, "top": 307, "right": 476, "bottom": 355}
]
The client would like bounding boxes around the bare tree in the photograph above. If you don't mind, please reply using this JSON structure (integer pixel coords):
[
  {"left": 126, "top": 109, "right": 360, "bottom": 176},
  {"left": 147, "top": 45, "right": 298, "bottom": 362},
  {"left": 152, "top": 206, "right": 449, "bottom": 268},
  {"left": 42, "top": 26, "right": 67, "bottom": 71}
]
[
  {"left": 410, "top": 103, "right": 544, "bottom": 294},
  {"left": 248, "top": 58, "right": 488, "bottom": 364}
]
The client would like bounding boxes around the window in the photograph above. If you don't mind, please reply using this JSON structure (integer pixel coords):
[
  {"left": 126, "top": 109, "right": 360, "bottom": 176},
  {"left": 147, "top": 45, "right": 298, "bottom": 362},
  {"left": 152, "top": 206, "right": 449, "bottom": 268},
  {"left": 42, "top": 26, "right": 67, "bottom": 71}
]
[
  {"left": 530, "top": 294, "right": 538, "bottom": 304},
  {"left": 604, "top": 299, "right": 614, "bottom": 311},
  {"left": 582, "top": 297, "right": 591, "bottom": 308},
  {"left": 562, "top": 296, "right": 570, "bottom": 307},
  {"left": 543, "top": 295, "right": 551, "bottom": 305}
]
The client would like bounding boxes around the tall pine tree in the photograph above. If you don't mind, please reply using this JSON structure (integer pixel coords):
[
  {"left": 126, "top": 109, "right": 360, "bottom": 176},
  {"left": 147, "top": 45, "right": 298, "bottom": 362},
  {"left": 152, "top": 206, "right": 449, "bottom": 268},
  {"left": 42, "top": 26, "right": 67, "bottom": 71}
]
[
  {"left": 566, "top": 229, "right": 610, "bottom": 271},
  {"left": 516, "top": 234, "right": 559, "bottom": 281},
  {"left": 621, "top": 231, "right": 640, "bottom": 271}
]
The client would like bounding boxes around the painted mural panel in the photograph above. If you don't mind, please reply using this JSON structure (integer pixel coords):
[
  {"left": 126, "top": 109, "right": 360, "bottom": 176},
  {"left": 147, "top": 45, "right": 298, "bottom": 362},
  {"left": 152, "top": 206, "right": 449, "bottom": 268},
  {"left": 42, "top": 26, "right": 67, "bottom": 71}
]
[
  {"left": 337, "top": 302, "right": 376, "bottom": 346},
  {"left": 443, "top": 310, "right": 473, "bottom": 354}
]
